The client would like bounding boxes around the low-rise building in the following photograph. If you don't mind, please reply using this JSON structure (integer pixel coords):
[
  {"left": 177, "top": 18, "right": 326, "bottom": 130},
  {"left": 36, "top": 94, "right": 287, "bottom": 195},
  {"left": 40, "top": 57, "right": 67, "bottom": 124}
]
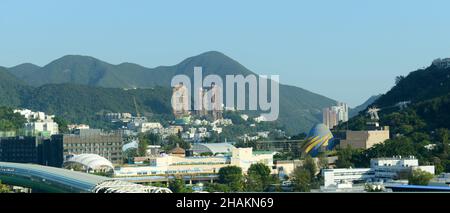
[
  {"left": 322, "top": 156, "right": 435, "bottom": 189},
  {"left": 340, "top": 127, "right": 390, "bottom": 149},
  {"left": 114, "top": 146, "right": 275, "bottom": 177},
  {"left": 14, "top": 109, "right": 59, "bottom": 136}
]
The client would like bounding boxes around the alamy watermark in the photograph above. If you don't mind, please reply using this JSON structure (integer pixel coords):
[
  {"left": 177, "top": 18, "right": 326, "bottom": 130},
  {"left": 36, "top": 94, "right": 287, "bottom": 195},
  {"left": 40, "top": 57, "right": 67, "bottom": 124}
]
[{"left": 171, "top": 67, "right": 279, "bottom": 121}]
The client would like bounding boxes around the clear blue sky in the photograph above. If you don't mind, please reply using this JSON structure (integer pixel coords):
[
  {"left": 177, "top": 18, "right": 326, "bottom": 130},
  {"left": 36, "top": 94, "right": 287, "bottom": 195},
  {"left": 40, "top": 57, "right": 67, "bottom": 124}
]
[{"left": 2, "top": 0, "right": 450, "bottom": 107}]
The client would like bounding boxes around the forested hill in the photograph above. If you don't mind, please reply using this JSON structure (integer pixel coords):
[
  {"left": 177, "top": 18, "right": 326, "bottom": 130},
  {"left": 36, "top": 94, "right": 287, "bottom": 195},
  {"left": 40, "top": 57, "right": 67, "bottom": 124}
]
[
  {"left": 374, "top": 60, "right": 450, "bottom": 108},
  {"left": 5, "top": 51, "right": 339, "bottom": 134},
  {"left": 0, "top": 67, "right": 173, "bottom": 128},
  {"left": 22, "top": 84, "right": 173, "bottom": 126},
  {"left": 335, "top": 59, "right": 450, "bottom": 172}
]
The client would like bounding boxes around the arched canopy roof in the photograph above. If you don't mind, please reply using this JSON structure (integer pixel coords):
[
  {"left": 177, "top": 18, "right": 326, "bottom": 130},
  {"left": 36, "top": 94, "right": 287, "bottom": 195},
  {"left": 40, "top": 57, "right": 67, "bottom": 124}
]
[
  {"left": 192, "top": 143, "right": 236, "bottom": 154},
  {"left": 65, "top": 154, "right": 114, "bottom": 171}
]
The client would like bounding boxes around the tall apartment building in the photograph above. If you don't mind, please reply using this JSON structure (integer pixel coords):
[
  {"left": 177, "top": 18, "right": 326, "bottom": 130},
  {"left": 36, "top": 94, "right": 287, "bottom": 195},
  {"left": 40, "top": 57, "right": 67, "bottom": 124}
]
[
  {"left": 62, "top": 129, "right": 124, "bottom": 164},
  {"left": 323, "top": 102, "right": 349, "bottom": 129},
  {"left": 194, "top": 83, "right": 223, "bottom": 120},
  {"left": 172, "top": 83, "right": 190, "bottom": 119}
]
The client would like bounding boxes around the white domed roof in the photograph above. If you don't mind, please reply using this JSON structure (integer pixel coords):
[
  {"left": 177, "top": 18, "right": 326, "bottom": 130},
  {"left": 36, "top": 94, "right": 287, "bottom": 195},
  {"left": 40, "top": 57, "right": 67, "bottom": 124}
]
[{"left": 65, "top": 154, "right": 114, "bottom": 171}]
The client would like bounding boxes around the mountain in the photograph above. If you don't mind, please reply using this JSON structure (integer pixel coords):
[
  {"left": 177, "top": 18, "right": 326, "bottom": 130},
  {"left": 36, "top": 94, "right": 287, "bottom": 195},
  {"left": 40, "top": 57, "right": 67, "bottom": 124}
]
[
  {"left": 374, "top": 60, "right": 450, "bottom": 108},
  {"left": 340, "top": 59, "right": 450, "bottom": 132},
  {"left": 349, "top": 94, "right": 381, "bottom": 118},
  {"left": 336, "top": 59, "right": 450, "bottom": 171},
  {"left": 22, "top": 84, "right": 173, "bottom": 127},
  {"left": 6, "top": 51, "right": 338, "bottom": 134},
  {"left": 8, "top": 63, "right": 41, "bottom": 80},
  {"left": 0, "top": 66, "right": 31, "bottom": 107}
]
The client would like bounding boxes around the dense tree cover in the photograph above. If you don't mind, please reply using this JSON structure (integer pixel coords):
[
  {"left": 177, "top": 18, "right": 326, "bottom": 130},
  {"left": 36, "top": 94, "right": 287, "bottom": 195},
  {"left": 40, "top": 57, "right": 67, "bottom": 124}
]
[
  {"left": 0, "top": 67, "right": 30, "bottom": 107},
  {"left": 217, "top": 166, "right": 244, "bottom": 192},
  {"left": 291, "top": 156, "right": 323, "bottom": 192},
  {"left": 204, "top": 164, "right": 277, "bottom": 192},
  {"left": 21, "top": 84, "right": 173, "bottom": 128},
  {"left": 335, "top": 64, "right": 450, "bottom": 173},
  {"left": 164, "top": 135, "right": 191, "bottom": 152},
  {"left": 0, "top": 106, "right": 26, "bottom": 132},
  {"left": 245, "top": 163, "right": 276, "bottom": 192},
  {"left": 6, "top": 52, "right": 339, "bottom": 135},
  {"left": 374, "top": 65, "right": 450, "bottom": 108},
  {"left": 408, "top": 169, "right": 434, "bottom": 185},
  {"left": 169, "top": 178, "right": 193, "bottom": 193},
  {"left": 336, "top": 99, "right": 450, "bottom": 172},
  {"left": 53, "top": 116, "right": 69, "bottom": 133},
  {"left": 291, "top": 167, "right": 312, "bottom": 192},
  {"left": 0, "top": 181, "right": 11, "bottom": 193}
]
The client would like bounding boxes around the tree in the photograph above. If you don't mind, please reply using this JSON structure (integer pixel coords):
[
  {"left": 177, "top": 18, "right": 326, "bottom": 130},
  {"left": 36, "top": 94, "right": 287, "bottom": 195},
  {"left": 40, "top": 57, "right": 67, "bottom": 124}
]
[
  {"left": 335, "top": 146, "right": 355, "bottom": 168},
  {"left": 291, "top": 167, "right": 311, "bottom": 192},
  {"left": 245, "top": 163, "right": 272, "bottom": 192},
  {"left": 218, "top": 166, "right": 244, "bottom": 192},
  {"left": 0, "top": 181, "right": 11, "bottom": 193},
  {"left": 53, "top": 116, "right": 69, "bottom": 133},
  {"left": 0, "top": 107, "right": 27, "bottom": 132},
  {"left": 205, "top": 183, "right": 231, "bottom": 193},
  {"left": 303, "top": 156, "right": 317, "bottom": 176},
  {"left": 147, "top": 133, "right": 161, "bottom": 145},
  {"left": 165, "top": 135, "right": 190, "bottom": 151},
  {"left": 395, "top": 75, "right": 405, "bottom": 85},
  {"left": 318, "top": 153, "right": 329, "bottom": 170},
  {"left": 169, "top": 178, "right": 193, "bottom": 193},
  {"left": 138, "top": 134, "right": 149, "bottom": 157},
  {"left": 408, "top": 169, "right": 434, "bottom": 186}
]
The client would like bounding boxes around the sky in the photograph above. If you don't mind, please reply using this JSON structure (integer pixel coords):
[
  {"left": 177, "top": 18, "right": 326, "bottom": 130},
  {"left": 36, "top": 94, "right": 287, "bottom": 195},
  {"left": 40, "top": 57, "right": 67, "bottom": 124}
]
[{"left": 1, "top": 0, "right": 450, "bottom": 107}]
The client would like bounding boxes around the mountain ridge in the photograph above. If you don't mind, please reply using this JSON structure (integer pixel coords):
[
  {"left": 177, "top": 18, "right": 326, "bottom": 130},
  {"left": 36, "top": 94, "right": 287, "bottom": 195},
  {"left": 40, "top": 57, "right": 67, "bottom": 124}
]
[{"left": 4, "top": 51, "right": 338, "bottom": 134}]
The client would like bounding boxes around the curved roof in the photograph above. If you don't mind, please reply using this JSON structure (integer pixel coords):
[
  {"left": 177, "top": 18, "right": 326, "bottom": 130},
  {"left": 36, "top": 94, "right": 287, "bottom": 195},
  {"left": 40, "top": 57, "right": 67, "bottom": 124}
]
[
  {"left": 0, "top": 161, "right": 108, "bottom": 192},
  {"left": 65, "top": 154, "right": 114, "bottom": 171},
  {"left": 302, "top": 123, "right": 334, "bottom": 157},
  {"left": 0, "top": 162, "right": 172, "bottom": 193},
  {"left": 122, "top": 140, "right": 138, "bottom": 151},
  {"left": 193, "top": 143, "right": 236, "bottom": 154}
]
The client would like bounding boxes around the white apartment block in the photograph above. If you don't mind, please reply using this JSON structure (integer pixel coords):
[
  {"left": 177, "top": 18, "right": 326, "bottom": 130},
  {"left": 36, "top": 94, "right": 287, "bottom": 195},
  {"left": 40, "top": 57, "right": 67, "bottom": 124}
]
[{"left": 14, "top": 109, "right": 59, "bottom": 136}]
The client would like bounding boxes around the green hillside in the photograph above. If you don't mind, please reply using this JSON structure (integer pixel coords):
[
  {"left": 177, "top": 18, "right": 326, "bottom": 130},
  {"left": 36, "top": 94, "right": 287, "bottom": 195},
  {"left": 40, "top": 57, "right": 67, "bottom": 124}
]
[
  {"left": 7, "top": 51, "right": 338, "bottom": 134},
  {"left": 0, "top": 67, "right": 31, "bottom": 107},
  {"left": 336, "top": 60, "right": 450, "bottom": 173},
  {"left": 22, "top": 84, "right": 173, "bottom": 127}
]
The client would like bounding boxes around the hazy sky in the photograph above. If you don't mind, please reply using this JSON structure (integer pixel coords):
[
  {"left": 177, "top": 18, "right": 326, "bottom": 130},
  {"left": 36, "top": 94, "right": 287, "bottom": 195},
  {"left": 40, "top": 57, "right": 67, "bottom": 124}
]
[{"left": 2, "top": 0, "right": 450, "bottom": 106}]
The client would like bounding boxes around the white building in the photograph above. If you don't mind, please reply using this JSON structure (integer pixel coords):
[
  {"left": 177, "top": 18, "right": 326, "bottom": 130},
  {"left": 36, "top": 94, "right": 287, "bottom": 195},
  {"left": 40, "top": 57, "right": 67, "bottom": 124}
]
[
  {"left": 322, "top": 156, "right": 435, "bottom": 189},
  {"left": 68, "top": 124, "right": 90, "bottom": 131},
  {"left": 323, "top": 168, "right": 375, "bottom": 188},
  {"left": 24, "top": 122, "right": 59, "bottom": 136},
  {"left": 114, "top": 146, "right": 275, "bottom": 176},
  {"left": 139, "top": 122, "right": 163, "bottom": 133},
  {"left": 14, "top": 109, "right": 59, "bottom": 136},
  {"left": 371, "top": 156, "right": 435, "bottom": 179}
]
